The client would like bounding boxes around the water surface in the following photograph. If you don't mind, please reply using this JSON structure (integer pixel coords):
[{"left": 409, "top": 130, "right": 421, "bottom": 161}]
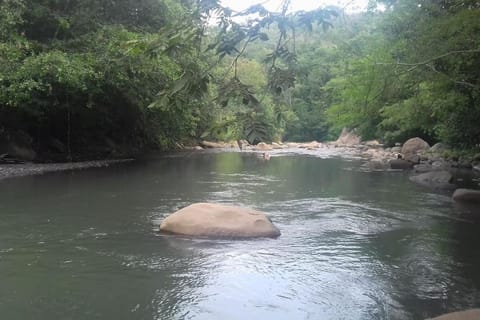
[{"left": 1, "top": 151, "right": 480, "bottom": 319}]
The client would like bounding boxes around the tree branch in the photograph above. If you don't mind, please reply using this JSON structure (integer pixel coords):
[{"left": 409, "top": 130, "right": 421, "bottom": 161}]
[
  {"left": 375, "top": 49, "right": 480, "bottom": 88},
  {"left": 376, "top": 49, "right": 480, "bottom": 68}
]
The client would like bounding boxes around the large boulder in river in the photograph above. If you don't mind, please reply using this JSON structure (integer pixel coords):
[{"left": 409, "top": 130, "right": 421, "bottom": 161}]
[
  {"left": 159, "top": 203, "right": 281, "bottom": 238},
  {"left": 452, "top": 189, "right": 480, "bottom": 203},
  {"left": 401, "top": 137, "right": 430, "bottom": 155},
  {"left": 409, "top": 170, "right": 455, "bottom": 190},
  {"left": 428, "top": 309, "right": 480, "bottom": 320}
]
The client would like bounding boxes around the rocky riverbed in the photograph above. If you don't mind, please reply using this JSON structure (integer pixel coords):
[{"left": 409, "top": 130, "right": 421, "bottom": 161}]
[
  {"left": 193, "top": 133, "right": 480, "bottom": 201},
  {"left": 2, "top": 134, "right": 480, "bottom": 202}
]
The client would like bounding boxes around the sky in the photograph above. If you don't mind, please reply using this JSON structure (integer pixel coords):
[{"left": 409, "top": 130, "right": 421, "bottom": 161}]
[{"left": 220, "top": 0, "right": 370, "bottom": 13}]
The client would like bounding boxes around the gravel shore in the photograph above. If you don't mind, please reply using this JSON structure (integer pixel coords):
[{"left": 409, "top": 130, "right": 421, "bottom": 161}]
[{"left": 0, "top": 159, "right": 134, "bottom": 181}]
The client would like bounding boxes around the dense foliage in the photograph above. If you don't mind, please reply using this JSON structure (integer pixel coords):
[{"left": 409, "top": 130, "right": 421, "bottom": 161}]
[
  {"left": 0, "top": 0, "right": 215, "bottom": 160},
  {"left": 324, "top": 0, "right": 480, "bottom": 146},
  {"left": 1, "top": 0, "right": 479, "bottom": 161}
]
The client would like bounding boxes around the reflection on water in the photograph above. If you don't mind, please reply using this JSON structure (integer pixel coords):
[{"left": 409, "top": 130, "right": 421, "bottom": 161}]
[{"left": 1, "top": 151, "right": 480, "bottom": 320}]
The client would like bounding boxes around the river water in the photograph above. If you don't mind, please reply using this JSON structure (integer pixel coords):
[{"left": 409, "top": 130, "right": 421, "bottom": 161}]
[{"left": 1, "top": 150, "right": 479, "bottom": 320}]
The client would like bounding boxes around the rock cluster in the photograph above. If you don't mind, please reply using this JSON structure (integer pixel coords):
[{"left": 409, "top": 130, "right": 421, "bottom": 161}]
[{"left": 187, "top": 131, "right": 480, "bottom": 199}]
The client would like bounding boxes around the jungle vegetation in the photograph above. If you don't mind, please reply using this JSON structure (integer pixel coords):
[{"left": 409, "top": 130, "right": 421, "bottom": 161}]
[{"left": 0, "top": 0, "right": 479, "bottom": 161}]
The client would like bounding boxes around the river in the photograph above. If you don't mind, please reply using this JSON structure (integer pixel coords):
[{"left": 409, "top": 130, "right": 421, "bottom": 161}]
[{"left": 1, "top": 150, "right": 479, "bottom": 319}]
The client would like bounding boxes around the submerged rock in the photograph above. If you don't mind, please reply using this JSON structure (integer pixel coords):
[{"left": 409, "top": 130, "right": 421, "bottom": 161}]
[
  {"left": 428, "top": 309, "right": 480, "bottom": 320},
  {"left": 159, "top": 203, "right": 281, "bottom": 238},
  {"left": 452, "top": 189, "right": 480, "bottom": 203},
  {"left": 409, "top": 170, "right": 455, "bottom": 190}
]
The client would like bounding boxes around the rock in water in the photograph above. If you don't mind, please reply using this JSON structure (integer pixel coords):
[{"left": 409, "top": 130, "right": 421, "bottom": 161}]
[
  {"left": 409, "top": 170, "right": 455, "bottom": 190},
  {"left": 428, "top": 309, "right": 480, "bottom": 320},
  {"left": 390, "top": 159, "right": 413, "bottom": 169},
  {"left": 254, "top": 142, "right": 273, "bottom": 151},
  {"left": 200, "top": 141, "right": 226, "bottom": 148},
  {"left": 159, "top": 203, "right": 281, "bottom": 238},
  {"left": 404, "top": 153, "right": 421, "bottom": 164},
  {"left": 452, "top": 188, "right": 480, "bottom": 203}
]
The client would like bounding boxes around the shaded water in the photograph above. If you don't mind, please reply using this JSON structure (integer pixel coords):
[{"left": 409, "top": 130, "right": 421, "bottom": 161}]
[{"left": 1, "top": 151, "right": 480, "bottom": 319}]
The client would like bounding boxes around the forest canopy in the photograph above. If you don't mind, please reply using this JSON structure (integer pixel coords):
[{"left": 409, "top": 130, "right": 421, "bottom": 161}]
[{"left": 0, "top": 0, "right": 479, "bottom": 161}]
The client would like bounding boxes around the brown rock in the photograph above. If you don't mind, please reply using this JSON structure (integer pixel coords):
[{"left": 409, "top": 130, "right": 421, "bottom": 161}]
[
  {"left": 200, "top": 141, "right": 226, "bottom": 148},
  {"left": 271, "top": 142, "right": 284, "bottom": 149},
  {"left": 452, "top": 189, "right": 480, "bottom": 203},
  {"left": 365, "top": 140, "right": 382, "bottom": 148},
  {"left": 299, "top": 141, "right": 320, "bottom": 149},
  {"left": 401, "top": 137, "right": 430, "bottom": 155},
  {"left": 159, "top": 203, "right": 281, "bottom": 238},
  {"left": 428, "top": 309, "right": 480, "bottom": 320},
  {"left": 254, "top": 142, "right": 273, "bottom": 151}
]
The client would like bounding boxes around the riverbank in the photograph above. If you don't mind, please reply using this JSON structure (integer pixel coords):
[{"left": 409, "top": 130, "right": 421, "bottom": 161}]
[
  {"left": 2, "top": 138, "right": 479, "bottom": 193},
  {"left": 0, "top": 159, "right": 134, "bottom": 181}
]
